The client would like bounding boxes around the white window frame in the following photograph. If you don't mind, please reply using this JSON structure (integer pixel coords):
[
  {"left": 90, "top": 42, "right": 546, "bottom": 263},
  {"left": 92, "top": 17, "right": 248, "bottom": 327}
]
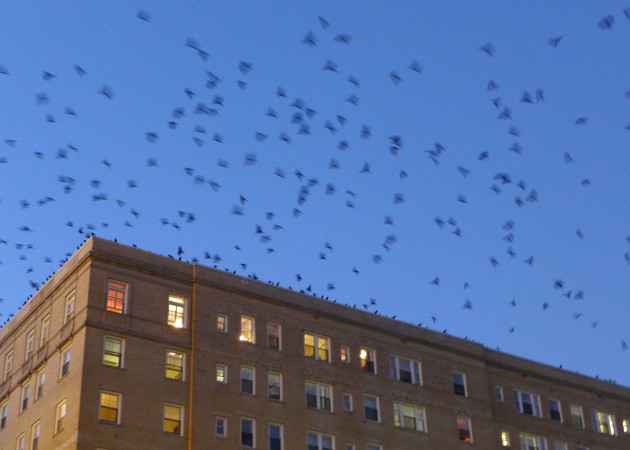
[
  {"left": 360, "top": 347, "right": 377, "bottom": 374},
  {"left": 106, "top": 280, "right": 128, "bottom": 314},
  {"left": 570, "top": 403, "right": 584, "bottom": 428},
  {"left": 307, "top": 431, "right": 334, "bottom": 450},
  {"left": 240, "top": 365, "right": 255, "bottom": 395},
  {"left": 554, "top": 441, "right": 568, "bottom": 450},
  {"left": 60, "top": 346, "right": 71, "bottom": 377},
  {"left": 457, "top": 415, "right": 473, "bottom": 443},
  {"left": 163, "top": 403, "right": 184, "bottom": 436},
  {"left": 340, "top": 345, "right": 350, "bottom": 363},
  {"left": 40, "top": 315, "right": 50, "bottom": 348},
  {"left": 25, "top": 330, "right": 35, "bottom": 361},
  {"left": 495, "top": 385, "right": 504, "bottom": 402},
  {"left": 268, "top": 371, "right": 282, "bottom": 401},
  {"left": 16, "top": 433, "right": 25, "bottom": 450},
  {"left": 363, "top": 394, "right": 380, "bottom": 422},
  {"left": 548, "top": 399, "right": 562, "bottom": 422},
  {"left": 64, "top": 292, "right": 76, "bottom": 325},
  {"left": 393, "top": 401, "right": 427, "bottom": 432},
  {"left": 267, "top": 322, "right": 281, "bottom": 350},
  {"left": 4, "top": 350, "right": 13, "bottom": 381},
  {"left": 304, "top": 332, "right": 330, "bottom": 361},
  {"left": 240, "top": 417, "right": 255, "bottom": 448},
  {"left": 452, "top": 371, "right": 467, "bottom": 396},
  {"left": 366, "top": 445, "right": 382, "bottom": 450},
  {"left": 0, "top": 400, "right": 8, "bottom": 429},
  {"left": 167, "top": 295, "right": 186, "bottom": 328},
  {"left": 103, "top": 336, "right": 124, "bottom": 368},
  {"left": 216, "top": 364, "right": 227, "bottom": 384},
  {"left": 269, "top": 423, "right": 283, "bottom": 450},
  {"left": 592, "top": 409, "right": 617, "bottom": 436},
  {"left": 342, "top": 393, "right": 353, "bottom": 411},
  {"left": 217, "top": 313, "right": 228, "bottom": 333},
  {"left": 165, "top": 350, "right": 185, "bottom": 381},
  {"left": 389, "top": 354, "right": 422, "bottom": 385},
  {"left": 215, "top": 416, "right": 227, "bottom": 437},
  {"left": 55, "top": 399, "right": 67, "bottom": 434},
  {"left": 31, "top": 420, "right": 41, "bottom": 450},
  {"left": 519, "top": 433, "right": 547, "bottom": 450},
  {"left": 20, "top": 383, "right": 30, "bottom": 413},
  {"left": 239, "top": 316, "right": 255, "bottom": 343},
  {"left": 305, "top": 381, "right": 332, "bottom": 411},
  {"left": 99, "top": 391, "right": 121, "bottom": 424},
  {"left": 35, "top": 368, "right": 45, "bottom": 400},
  {"left": 513, "top": 390, "right": 542, "bottom": 417}
]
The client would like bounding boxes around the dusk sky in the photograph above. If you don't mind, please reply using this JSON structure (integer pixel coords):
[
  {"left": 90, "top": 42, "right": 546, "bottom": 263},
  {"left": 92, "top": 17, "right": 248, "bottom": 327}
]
[{"left": 1, "top": 2, "right": 629, "bottom": 386}]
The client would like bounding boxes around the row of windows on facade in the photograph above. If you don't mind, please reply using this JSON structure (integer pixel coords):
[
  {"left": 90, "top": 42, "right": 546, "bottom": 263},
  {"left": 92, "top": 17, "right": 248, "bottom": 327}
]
[{"left": 499, "top": 431, "right": 599, "bottom": 450}]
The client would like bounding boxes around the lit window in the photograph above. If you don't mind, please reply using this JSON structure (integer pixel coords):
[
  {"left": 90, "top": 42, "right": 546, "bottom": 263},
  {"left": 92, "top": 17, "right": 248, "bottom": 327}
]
[
  {"left": 268, "top": 372, "right": 282, "bottom": 400},
  {"left": 513, "top": 390, "right": 542, "bottom": 417},
  {"left": 0, "top": 401, "right": 7, "bottom": 429},
  {"left": 240, "top": 316, "right": 255, "bottom": 343},
  {"left": 307, "top": 432, "right": 334, "bottom": 450},
  {"left": 623, "top": 418, "right": 629, "bottom": 434},
  {"left": 99, "top": 391, "right": 121, "bottom": 424},
  {"left": 519, "top": 433, "right": 547, "bottom": 450},
  {"left": 570, "top": 404, "right": 584, "bottom": 428},
  {"left": 495, "top": 385, "right": 504, "bottom": 402},
  {"left": 548, "top": 399, "right": 562, "bottom": 422},
  {"left": 25, "top": 330, "right": 35, "bottom": 361},
  {"left": 166, "top": 351, "right": 185, "bottom": 381},
  {"left": 216, "top": 364, "right": 227, "bottom": 383},
  {"left": 4, "top": 350, "right": 13, "bottom": 381},
  {"left": 241, "top": 418, "right": 255, "bottom": 447},
  {"left": 500, "top": 430, "right": 511, "bottom": 447},
  {"left": 363, "top": 394, "right": 379, "bottom": 422},
  {"left": 267, "top": 322, "right": 281, "bottom": 349},
  {"left": 452, "top": 371, "right": 467, "bottom": 396},
  {"left": 554, "top": 441, "right": 568, "bottom": 450},
  {"left": 269, "top": 423, "right": 283, "bottom": 450},
  {"left": 389, "top": 354, "right": 422, "bottom": 385},
  {"left": 163, "top": 404, "right": 183, "bottom": 435},
  {"left": 342, "top": 393, "right": 353, "bottom": 411},
  {"left": 457, "top": 416, "right": 473, "bottom": 443},
  {"left": 40, "top": 315, "right": 50, "bottom": 348},
  {"left": 360, "top": 347, "right": 376, "bottom": 373},
  {"left": 393, "top": 401, "right": 427, "bottom": 432},
  {"left": 167, "top": 295, "right": 186, "bottom": 328},
  {"left": 592, "top": 409, "right": 617, "bottom": 436},
  {"left": 106, "top": 280, "right": 127, "bottom": 314},
  {"left": 305, "top": 381, "right": 332, "bottom": 411},
  {"left": 304, "top": 332, "right": 330, "bottom": 361},
  {"left": 60, "top": 346, "right": 71, "bottom": 377},
  {"left": 20, "top": 383, "right": 30, "bottom": 412},
  {"left": 64, "top": 292, "right": 76, "bottom": 324},
  {"left": 340, "top": 345, "right": 350, "bottom": 363},
  {"left": 215, "top": 417, "right": 227, "bottom": 437},
  {"left": 103, "top": 336, "right": 124, "bottom": 368},
  {"left": 241, "top": 365, "right": 255, "bottom": 394},
  {"left": 217, "top": 314, "right": 228, "bottom": 333},
  {"left": 55, "top": 399, "right": 67, "bottom": 434},
  {"left": 31, "top": 421, "right": 41, "bottom": 450},
  {"left": 35, "top": 368, "right": 45, "bottom": 399},
  {"left": 16, "top": 434, "right": 25, "bottom": 450}
]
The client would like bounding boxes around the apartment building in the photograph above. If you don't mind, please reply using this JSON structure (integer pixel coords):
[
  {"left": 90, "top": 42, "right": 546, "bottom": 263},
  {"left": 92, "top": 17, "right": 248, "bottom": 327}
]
[{"left": 0, "top": 236, "right": 628, "bottom": 449}]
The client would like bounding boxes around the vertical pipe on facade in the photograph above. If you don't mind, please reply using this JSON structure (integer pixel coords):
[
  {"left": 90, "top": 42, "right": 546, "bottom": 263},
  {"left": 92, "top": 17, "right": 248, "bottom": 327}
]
[{"left": 187, "top": 264, "right": 197, "bottom": 450}]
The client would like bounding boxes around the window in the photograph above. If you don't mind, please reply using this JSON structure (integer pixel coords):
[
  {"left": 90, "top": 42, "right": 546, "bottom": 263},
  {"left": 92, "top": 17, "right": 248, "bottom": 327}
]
[
  {"left": 268, "top": 372, "right": 282, "bottom": 400},
  {"left": 216, "top": 364, "right": 227, "bottom": 383},
  {"left": 267, "top": 322, "right": 281, "bottom": 349},
  {"left": 554, "top": 442, "right": 568, "bottom": 450},
  {"left": 496, "top": 385, "right": 504, "bottom": 402},
  {"left": 366, "top": 445, "right": 382, "bottom": 450},
  {"left": 106, "top": 280, "right": 127, "bottom": 313},
  {"left": 570, "top": 404, "right": 584, "bottom": 428},
  {"left": 269, "top": 423, "right": 283, "bottom": 450},
  {"left": 241, "top": 418, "right": 255, "bottom": 447},
  {"left": 16, "top": 434, "right": 25, "bottom": 450},
  {"left": 166, "top": 350, "right": 185, "bottom": 381},
  {"left": 20, "top": 383, "right": 30, "bottom": 412},
  {"left": 452, "top": 371, "right": 467, "bottom": 396},
  {"left": 575, "top": 447, "right": 589, "bottom": 450},
  {"left": 25, "top": 330, "right": 35, "bottom": 360},
  {"left": 519, "top": 433, "right": 547, "bottom": 450},
  {"left": 393, "top": 401, "right": 427, "bottom": 432},
  {"left": 623, "top": 418, "right": 629, "bottom": 434},
  {"left": 513, "top": 390, "right": 542, "bottom": 417},
  {"left": 500, "top": 430, "right": 511, "bottom": 447},
  {"left": 305, "top": 381, "right": 332, "bottom": 411},
  {"left": 217, "top": 314, "right": 228, "bottom": 333},
  {"left": 103, "top": 336, "right": 123, "bottom": 368},
  {"left": 592, "top": 409, "right": 617, "bottom": 435},
  {"left": 60, "top": 346, "right": 71, "bottom": 377},
  {"left": 342, "top": 393, "right": 353, "bottom": 411},
  {"left": 4, "top": 350, "right": 13, "bottom": 381},
  {"left": 55, "top": 399, "right": 67, "bottom": 434},
  {"left": 360, "top": 347, "right": 376, "bottom": 373},
  {"left": 345, "top": 445, "right": 355, "bottom": 450},
  {"left": 163, "top": 404, "right": 183, "bottom": 435},
  {"left": 64, "top": 292, "right": 75, "bottom": 324},
  {"left": 0, "top": 401, "right": 7, "bottom": 429},
  {"left": 40, "top": 315, "right": 50, "bottom": 347},
  {"left": 241, "top": 365, "right": 255, "bottom": 394},
  {"left": 99, "top": 391, "right": 121, "bottom": 424},
  {"left": 364, "top": 394, "right": 379, "bottom": 422},
  {"left": 457, "top": 416, "right": 473, "bottom": 443},
  {"left": 35, "top": 368, "right": 45, "bottom": 399},
  {"left": 240, "top": 316, "right": 255, "bottom": 343},
  {"left": 31, "top": 421, "right": 40, "bottom": 450},
  {"left": 389, "top": 355, "right": 422, "bottom": 385},
  {"left": 340, "top": 345, "right": 350, "bottom": 363},
  {"left": 167, "top": 295, "right": 186, "bottom": 328},
  {"left": 307, "top": 432, "right": 334, "bottom": 450},
  {"left": 304, "top": 332, "right": 330, "bottom": 361},
  {"left": 215, "top": 417, "right": 227, "bottom": 437},
  {"left": 548, "top": 399, "right": 562, "bottom": 422}
]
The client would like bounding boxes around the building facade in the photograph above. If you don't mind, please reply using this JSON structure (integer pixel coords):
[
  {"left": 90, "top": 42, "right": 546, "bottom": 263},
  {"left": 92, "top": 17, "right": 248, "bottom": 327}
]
[{"left": 0, "top": 237, "right": 628, "bottom": 450}]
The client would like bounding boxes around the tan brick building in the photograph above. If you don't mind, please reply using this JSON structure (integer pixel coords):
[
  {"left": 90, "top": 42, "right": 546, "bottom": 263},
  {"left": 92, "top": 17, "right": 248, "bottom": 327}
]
[{"left": 0, "top": 237, "right": 628, "bottom": 449}]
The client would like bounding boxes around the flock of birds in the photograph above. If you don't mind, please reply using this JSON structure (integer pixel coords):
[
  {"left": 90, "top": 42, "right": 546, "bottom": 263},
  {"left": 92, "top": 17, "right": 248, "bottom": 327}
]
[{"left": 0, "top": 4, "right": 629, "bottom": 384}]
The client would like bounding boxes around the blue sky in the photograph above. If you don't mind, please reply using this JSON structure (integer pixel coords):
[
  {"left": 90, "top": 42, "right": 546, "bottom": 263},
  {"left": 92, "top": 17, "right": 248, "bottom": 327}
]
[{"left": 1, "top": 1, "right": 629, "bottom": 386}]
